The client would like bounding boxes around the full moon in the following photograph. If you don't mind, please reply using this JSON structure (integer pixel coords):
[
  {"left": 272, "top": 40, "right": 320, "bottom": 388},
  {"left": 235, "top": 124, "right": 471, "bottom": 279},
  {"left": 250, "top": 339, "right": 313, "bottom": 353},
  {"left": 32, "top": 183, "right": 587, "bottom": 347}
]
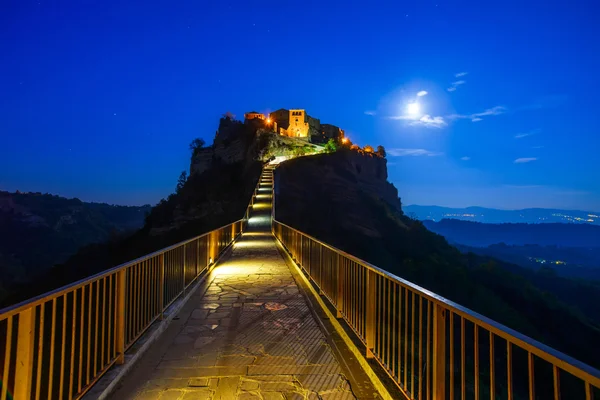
[{"left": 407, "top": 102, "right": 420, "bottom": 115}]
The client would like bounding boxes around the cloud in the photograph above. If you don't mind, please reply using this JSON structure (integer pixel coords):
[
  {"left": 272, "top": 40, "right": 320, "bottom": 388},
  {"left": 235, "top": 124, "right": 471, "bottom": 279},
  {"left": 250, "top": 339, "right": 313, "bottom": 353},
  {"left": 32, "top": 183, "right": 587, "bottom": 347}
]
[
  {"left": 532, "top": 145, "right": 544, "bottom": 149},
  {"left": 386, "top": 113, "right": 447, "bottom": 128},
  {"left": 388, "top": 148, "right": 443, "bottom": 157},
  {"left": 417, "top": 90, "right": 428, "bottom": 97},
  {"left": 515, "top": 128, "right": 541, "bottom": 139},
  {"left": 364, "top": 110, "right": 376, "bottom": 116},
  {"left": 514, "top": 157, "right": 538, "bottom": 164},
  {"left": 448, "top": 106, "right": 507, "bottom": 122},
  {"left": 447, "top": 80, "right": 466, "bottom": 92},
  {"left": 460, "top": 156, "right": 471, "bottom": 161},
  {"left": 473, "top": 106, "right": 506, "bottom": 117},
  {"left": 455, "top": 72, "right": 468, "bottom": 77},
  {"left": 412, "top": 115, "right": 447, "bottom": 128}
]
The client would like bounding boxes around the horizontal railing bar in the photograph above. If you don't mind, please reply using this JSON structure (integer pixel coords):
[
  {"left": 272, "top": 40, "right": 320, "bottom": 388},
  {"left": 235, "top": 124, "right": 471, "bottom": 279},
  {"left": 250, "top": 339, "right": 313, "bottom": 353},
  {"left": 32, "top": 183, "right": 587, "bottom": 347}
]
[
  {"left": 272, "top": 218, "right": 600, "bottom": 388},
  {"left": 0, "top": 219, "right": 243, "bottom": 317}
]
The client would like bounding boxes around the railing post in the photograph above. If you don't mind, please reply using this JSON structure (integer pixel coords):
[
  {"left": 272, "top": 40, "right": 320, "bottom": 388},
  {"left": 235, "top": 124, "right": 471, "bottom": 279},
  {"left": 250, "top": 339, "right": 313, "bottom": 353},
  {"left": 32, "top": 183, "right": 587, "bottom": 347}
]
[
  {"left": 433, "top": 303, "right": 447, "bottom": 399},
  {"left": 14, "top": 307, "right": 35, "bottom": 399},
  {"left": 336, "top": 254, "right": 343, "bottom": 319},
  {"left": 182, "top": 244, "right": 187, "bottom": 294},
  {"left": 159, "top": 253, "right": 165, "bottom": 319},
  {"left": 318, "top": 246, "right": 323, "bottom": 295},
  {"left": 116, "top": 269, "right": 126, "bottom": 364},
  {"left": 366, "top": 269, "right": 376, "bottom": 359},
  {"left": 196, "top": 238, "right": 200, "bottom": 278}
]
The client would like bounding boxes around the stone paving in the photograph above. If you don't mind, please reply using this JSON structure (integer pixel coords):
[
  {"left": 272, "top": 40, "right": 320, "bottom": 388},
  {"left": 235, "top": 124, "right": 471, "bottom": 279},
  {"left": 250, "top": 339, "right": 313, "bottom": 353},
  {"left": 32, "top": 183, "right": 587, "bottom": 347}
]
[{"left": 110, "top": 169, "right": 379, "bottom": 399}]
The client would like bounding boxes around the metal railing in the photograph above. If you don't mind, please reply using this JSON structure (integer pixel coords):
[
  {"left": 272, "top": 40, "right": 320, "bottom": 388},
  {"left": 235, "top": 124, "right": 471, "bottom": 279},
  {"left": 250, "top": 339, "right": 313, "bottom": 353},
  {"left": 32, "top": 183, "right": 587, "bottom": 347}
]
[
  {"left": 0, "top": 181, "right": 260, "bottom": 400},
  {"left": 272, "top": 207, "right": 600, "bottom": 398}
]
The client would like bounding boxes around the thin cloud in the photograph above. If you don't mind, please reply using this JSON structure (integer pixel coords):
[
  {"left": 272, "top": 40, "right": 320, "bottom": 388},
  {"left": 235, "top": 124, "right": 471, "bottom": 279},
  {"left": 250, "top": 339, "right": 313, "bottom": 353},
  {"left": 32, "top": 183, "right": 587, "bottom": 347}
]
[
  {"left": 447, "top": 80, "right": 466, "bottom": 92},
  {"left": 386, "top": 113, "right": 447, "bottom": 128},
  {"left": 417, "top": 90, "right": 428, "bottom": 97},
  {"left": 515, "top": 128, "right": 541, "bottom": 139},
  {"left": 388, "top": 148, "right": 443, "bottom": 157},
  {"left": 514, "top": 157, "right": 538, "bottom": 164},
  {"left": 460, "top": 156, "right": 471, "bottom": 161},
  {"left": 532, "top": 145, "right": 544, "bottom": 149},
  {"left": 448, "top": 106, "right": 507, "bottom": 122},
  {"left": 412, "top": 115, "right": 446, "bottom": 128},
  {"left": 455, "top": 72, "right": 468, "bottom": 77},
  {"left": 364, "top": 110, "right": 376, "bottom": 116}
]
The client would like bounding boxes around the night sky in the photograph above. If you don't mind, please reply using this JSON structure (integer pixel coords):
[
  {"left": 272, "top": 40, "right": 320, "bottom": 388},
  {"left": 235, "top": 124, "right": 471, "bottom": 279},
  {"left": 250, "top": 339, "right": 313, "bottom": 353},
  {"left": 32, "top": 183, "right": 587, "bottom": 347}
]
[{"left": 2, "top": 1, "right": 599, "bottom": 211}]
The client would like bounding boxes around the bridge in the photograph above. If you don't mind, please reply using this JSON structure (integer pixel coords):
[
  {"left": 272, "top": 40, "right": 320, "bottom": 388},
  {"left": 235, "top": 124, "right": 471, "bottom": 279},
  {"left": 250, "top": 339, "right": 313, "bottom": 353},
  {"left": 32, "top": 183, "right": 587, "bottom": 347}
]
[{"left": 1, "top": 165, "right": 599, "bottom": 399}]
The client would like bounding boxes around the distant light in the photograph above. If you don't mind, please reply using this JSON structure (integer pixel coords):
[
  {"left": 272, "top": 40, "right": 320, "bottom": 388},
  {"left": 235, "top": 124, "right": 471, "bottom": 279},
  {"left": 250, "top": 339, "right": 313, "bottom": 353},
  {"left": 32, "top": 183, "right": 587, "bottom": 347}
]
[
  {"left": 407, "top": 103, "right": 420, "bottom": 115},
  {"left": 266, "top": 118, "right": 272, "bottom": 123},
  {"left": 341, "top": 137, "right": 349, "bottom": 144}
]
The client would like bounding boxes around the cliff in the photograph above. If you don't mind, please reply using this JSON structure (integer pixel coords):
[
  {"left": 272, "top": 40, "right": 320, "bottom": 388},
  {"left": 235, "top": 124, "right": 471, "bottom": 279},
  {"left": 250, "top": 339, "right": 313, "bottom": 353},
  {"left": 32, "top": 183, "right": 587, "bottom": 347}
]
[{"left": 276, "top": 149, "right": 401, "bottom": 238}]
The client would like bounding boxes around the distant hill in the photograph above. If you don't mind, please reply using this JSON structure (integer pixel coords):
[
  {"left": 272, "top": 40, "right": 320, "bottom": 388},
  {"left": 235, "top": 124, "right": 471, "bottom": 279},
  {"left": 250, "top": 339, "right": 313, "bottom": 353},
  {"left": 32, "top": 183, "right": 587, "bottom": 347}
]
[
  {"left": 0, "top": 191, "right": 151, "bottom": 299},
  {"left": 405, "top": 205, "right": 600, "bottom": 225},
  {"left": 422, "top": 219, "right": 600, "bottom": 247}
]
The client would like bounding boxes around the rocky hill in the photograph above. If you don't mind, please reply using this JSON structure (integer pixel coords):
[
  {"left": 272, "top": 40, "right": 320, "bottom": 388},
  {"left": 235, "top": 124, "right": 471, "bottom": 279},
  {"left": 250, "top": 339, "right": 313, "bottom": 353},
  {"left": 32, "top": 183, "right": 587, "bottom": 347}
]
[
  {"left": 0, "top": 191, "right": 150, "bottom": 301},
  {"left": 275, "top": 152, "right": 600, "bottom": 370}
]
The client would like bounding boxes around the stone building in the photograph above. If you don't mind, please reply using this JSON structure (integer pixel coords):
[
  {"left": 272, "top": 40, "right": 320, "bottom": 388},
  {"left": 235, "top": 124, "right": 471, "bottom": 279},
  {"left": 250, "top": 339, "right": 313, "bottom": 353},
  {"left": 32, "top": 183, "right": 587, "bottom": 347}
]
[
  {"left": 244, "top": 111, "right": 266, "bottom": 122},
  {"left": 320, "top": 124, "right": 345, "bottom": 143},
  {"left": 269, "top": 109, "right": 317, "bottom": 140}
]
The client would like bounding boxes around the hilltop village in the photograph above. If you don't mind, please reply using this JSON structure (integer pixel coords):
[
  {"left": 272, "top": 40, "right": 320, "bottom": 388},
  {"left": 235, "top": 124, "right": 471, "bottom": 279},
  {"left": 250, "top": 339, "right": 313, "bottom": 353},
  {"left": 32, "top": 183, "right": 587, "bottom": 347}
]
[
  {"left": 244, "top": 108, "right": 345, "bottom": 144},
  {"left": 190, "top": 108, "right": 386, "bottom": 176}
]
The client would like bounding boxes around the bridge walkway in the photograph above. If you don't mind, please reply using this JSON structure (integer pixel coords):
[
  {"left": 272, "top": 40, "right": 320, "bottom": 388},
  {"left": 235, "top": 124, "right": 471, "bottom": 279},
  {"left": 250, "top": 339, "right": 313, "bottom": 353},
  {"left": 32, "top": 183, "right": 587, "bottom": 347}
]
[{"left": 109, "top": 167, "right": 381, "bottom": 399}]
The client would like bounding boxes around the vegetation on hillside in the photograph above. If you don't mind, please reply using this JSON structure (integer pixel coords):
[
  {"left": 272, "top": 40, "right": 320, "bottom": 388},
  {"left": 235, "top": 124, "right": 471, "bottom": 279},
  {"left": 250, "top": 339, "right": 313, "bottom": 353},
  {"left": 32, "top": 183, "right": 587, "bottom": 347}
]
[{"left": 0, "top": 192, "right": 150, "bottom": 303}]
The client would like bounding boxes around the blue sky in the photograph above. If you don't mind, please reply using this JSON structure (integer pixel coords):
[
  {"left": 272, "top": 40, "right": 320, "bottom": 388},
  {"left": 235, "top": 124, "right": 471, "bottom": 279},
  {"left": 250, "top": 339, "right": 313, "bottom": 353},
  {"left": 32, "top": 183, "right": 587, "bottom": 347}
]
[{"left": 1, "top": 0, "right": 599, "bottom": 211}]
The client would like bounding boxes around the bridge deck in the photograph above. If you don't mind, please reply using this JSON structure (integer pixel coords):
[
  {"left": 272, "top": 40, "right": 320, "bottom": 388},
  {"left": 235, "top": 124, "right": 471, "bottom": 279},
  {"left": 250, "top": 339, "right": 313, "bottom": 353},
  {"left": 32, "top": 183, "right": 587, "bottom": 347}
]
[{"left": 109, "top": 170, "right": 380, "bottom": 399}]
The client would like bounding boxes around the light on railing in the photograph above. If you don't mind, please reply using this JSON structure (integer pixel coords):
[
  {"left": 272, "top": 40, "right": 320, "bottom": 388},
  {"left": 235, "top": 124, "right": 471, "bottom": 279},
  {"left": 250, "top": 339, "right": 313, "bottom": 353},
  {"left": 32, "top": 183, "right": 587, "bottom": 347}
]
[{"left": 209, "top": 257, "right": 213, "bottom": 264}]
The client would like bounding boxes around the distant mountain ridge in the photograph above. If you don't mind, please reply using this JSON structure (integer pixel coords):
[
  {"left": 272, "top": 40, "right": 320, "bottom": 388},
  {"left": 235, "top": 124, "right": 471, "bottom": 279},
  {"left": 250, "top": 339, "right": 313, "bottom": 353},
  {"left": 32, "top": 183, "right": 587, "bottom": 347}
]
[
  {"left": 405, "top": 205, "right": 600, "bottom": 225},
  {"left": 422, "top": 219, "right": 600, "bottom": 247},
  {"left": 0, "top": 190, "right": 151, "bottom": 300}
]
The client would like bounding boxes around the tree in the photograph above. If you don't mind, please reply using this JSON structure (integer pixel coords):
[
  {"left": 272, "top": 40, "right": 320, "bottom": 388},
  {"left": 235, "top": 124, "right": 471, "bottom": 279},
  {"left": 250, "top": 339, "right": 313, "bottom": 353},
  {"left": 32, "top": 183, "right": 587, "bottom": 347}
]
[
  {"left": 223, "top": 111, "right": 236, "bottom": 120},
  {"left": 189, "top": 138, "right": 206, "bottom": 156},
  {"left": 176, "top": 171, "right": 188, "bottom": 193},
  {"left": 376, "top": 145, "right": 387, "bottom": 158},
  {"left": 324, "top": 138, "right": 338, "bottom": 153}
]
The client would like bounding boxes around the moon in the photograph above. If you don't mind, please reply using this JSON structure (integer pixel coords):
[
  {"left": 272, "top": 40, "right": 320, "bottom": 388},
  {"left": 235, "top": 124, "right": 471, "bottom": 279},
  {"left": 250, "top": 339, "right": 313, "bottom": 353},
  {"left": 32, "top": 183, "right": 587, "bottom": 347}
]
[{"left": 407, "top": 103, "right": 420, "bottom": 115}]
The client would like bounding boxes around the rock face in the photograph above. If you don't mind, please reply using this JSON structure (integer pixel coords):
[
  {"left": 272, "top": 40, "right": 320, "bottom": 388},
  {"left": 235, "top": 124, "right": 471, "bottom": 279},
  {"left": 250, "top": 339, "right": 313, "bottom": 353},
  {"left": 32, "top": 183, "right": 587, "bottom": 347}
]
[
  {"left": 275, "top": 150, "right": 400, "bottom": 238},
  {"left": 190, "top": 117, "right": 260, "bottom": 176}
]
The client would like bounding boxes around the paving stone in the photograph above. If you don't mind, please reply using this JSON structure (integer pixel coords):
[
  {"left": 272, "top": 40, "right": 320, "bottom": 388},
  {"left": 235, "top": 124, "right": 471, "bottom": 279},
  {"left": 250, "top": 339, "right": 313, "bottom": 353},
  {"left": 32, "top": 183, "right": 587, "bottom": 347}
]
[
  {"left": 260, "top": 381, "right": 297, "bottom": 392},
  {"left": 262, "top": 393, "right": 286, "bottom": 400},
  {"left": 240, "top": 380, "right": 260, "bottom": 391},
  {"left": 187, "top": 378, "right": 209, "bottom": 387},
  {"left": 238, "top": 392, "right": 261, "bottom": 400},
  {"left": 133, "top": 390, "right": 162, "bottom": 400},
  {"left": 180, "top": 388, "right": 213, "bottom": 400},
  {"left": 158, "top": 390, "right": 185, "bottom": 400}
]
